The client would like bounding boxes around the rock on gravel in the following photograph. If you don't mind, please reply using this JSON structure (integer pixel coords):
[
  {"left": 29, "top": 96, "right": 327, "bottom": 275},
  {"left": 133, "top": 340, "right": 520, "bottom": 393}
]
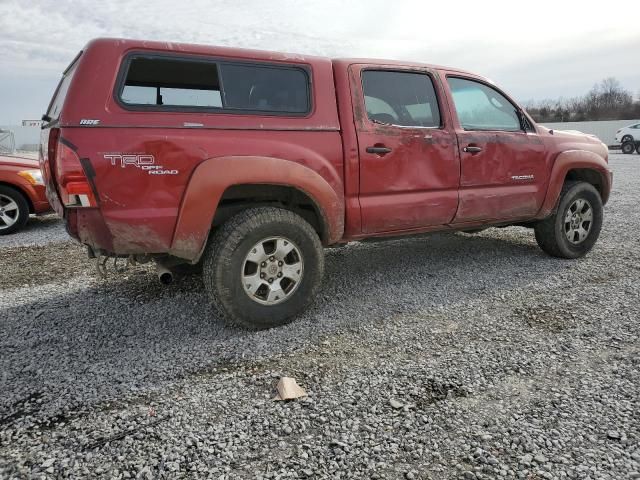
[{"left": 0, "top": 154, "right": 639, "bottom": 479}]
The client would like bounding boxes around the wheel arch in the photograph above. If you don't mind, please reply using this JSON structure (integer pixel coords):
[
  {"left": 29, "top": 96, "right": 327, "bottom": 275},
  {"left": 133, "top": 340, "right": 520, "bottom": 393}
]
[
  {"left": 170, "top": 156, "right": 344, "bottom": 262},
  {"left": 564, "top": 168, "right": 605, "bottom": 197},
  {"left": 538, "top": 150, "right": 612, "bottom": 218},
  {"left": 0, "top": 181, "right": 33, "bottom": 213},
  {"left": 212, "top": 183, "right": 329, "bottom": 244}
]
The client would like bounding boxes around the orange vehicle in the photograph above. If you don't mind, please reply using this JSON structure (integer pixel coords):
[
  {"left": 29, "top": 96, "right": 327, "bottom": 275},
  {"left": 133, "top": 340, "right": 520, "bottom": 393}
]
[{"left": 0, "top": 154, "right": 50, "bottom": 234}]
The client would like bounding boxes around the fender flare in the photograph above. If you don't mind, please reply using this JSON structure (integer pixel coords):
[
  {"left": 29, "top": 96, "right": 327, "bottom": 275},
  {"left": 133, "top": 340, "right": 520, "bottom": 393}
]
[
  {"left": 169, "top": 156, "right": 344, "bottom": 261},
  {"left": 538, "top": 150, "right": 612, "bottom": 218}
]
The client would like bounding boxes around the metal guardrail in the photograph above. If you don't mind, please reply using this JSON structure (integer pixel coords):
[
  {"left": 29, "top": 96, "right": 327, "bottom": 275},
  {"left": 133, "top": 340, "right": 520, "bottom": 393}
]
[{"left": 0, "top": 129, "right": 16, "bottom": 154}]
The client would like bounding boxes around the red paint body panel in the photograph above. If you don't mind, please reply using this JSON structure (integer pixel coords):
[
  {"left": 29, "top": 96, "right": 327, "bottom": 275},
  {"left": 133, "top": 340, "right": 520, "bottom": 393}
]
[
  {"left": 39, "top": 38, "right": 612, "bottom": 261},
  {"left": 452, "top": 130, "right": 548, "bottom": 221},
  {"left": 0, "top": 155, "right": 50, "bottom": 214}
]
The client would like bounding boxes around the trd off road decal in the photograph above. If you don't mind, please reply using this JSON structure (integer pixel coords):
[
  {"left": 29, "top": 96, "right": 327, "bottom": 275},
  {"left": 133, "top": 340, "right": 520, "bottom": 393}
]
[{"left": 103, "top": 154, "right": 178, "bottom": 175}]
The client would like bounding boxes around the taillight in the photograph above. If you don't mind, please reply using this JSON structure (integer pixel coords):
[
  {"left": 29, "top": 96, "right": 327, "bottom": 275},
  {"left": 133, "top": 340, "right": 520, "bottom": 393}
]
[
  {"left": 40, "top": 127, "right": 60, "bottom": 185},
  {"left": 53, "top": 138, "right": 97, "bottom": 208},
  {"left": 47, "top": 128, "right": 60, "bottom": 163}
]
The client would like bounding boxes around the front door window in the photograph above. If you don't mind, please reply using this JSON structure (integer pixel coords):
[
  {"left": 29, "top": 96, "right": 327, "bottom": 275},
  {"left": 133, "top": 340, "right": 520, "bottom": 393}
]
[{"left": 447, "top": 77, "right": 521, "bottom": 132}]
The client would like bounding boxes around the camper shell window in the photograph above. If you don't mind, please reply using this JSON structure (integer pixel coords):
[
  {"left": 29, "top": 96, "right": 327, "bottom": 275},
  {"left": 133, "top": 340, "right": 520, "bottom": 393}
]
[{"left": 117, "top": 53, "right": 311, "bottom": 115}]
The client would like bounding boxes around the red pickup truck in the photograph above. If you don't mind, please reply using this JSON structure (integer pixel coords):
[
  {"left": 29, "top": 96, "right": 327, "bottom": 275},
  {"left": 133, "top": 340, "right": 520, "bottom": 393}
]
[{"left": 41, "top": 38, "right": 612, "bottom": 329}]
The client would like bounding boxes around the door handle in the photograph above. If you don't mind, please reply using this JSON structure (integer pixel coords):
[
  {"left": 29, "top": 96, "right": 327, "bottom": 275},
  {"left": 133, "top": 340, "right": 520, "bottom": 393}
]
[
  {"left": 463, "top": 146, "right": 482, "bottom": 153},
  {"left": 366, "top": 146, "right": 392, "bottom": 155}
]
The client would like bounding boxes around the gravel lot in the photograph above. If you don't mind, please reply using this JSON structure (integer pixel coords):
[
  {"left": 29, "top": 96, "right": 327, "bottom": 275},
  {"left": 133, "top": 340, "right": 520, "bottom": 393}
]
[{"left": 1, "top": 153, "right": 638, "bottom": 479}]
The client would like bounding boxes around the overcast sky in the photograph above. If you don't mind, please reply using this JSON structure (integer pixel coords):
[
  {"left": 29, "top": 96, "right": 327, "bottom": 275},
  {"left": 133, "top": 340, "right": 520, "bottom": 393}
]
[{"left": 0, "top": 0, "right": 638, "bottom": 124}]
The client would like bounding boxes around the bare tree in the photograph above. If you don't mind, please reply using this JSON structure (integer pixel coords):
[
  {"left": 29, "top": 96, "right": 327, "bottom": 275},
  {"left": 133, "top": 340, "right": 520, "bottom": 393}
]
[{"left": 526, "top": 77, "right": 638, "bottom": 123}]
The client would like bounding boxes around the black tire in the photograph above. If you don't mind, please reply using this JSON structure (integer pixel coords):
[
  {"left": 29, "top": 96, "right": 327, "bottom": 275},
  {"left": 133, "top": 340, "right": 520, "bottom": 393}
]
[
  {"left": 621, "top": 141, "right": 635, "bottom": 154},
  {"left": 636, "top": 144, "right": 640, "bottom": 155},
  {"left": 0, "top": 185, "right": 29, "bottom": 235},
  {"left": 621, "top": 135, "right": 633, "bottom": 143},
  {"left": 534, "top": 181, "right": 603, "bottom": 259},
  {"left": 202, "top": 207, "right": 324, "bottom": 329}
]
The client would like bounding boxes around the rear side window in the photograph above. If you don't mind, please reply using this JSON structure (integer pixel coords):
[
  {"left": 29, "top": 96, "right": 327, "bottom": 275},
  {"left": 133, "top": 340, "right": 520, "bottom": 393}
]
[
  {"left": 118, "top": 55, "right": 310, "bottom": 115},
  {"left": 221, "top": 64, "right": 308, "bottom": 113},
  {"left": 121, "top": 57, "right": 222, "bottom": 108},
  {"left": 46, "top": 51, "right": 82, "bottom": 122},
  {"left": 361, "top": 70, "right": 441, "bottom": 128}
]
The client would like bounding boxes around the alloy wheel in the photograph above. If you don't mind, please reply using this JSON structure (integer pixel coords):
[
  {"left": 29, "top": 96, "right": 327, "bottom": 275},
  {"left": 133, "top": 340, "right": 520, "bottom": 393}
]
[
  {"left": 241, "top": 236, "right": 304, "bottom": 305},
  {"left": 0, "top": 193, "right": 20, "bottom": 230},
  {"left": 563, "top": 198, "right": 593, "bottom": 244}
]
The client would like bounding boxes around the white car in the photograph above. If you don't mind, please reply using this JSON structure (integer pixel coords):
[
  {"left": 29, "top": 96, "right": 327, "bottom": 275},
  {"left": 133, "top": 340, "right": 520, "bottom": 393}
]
[{"left": 615, "top": 122, "right": 640, "bottom": 143}]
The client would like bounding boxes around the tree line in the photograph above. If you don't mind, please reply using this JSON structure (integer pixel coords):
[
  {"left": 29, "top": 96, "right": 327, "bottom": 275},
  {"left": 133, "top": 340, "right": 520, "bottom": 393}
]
[{"left": 523, "top": 78, "right": 640, "bottom": 123}]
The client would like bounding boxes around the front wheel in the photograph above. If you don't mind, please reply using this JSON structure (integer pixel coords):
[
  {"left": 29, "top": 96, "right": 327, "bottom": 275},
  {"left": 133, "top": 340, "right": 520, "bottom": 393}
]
[
  {"left": 203, "top": 207, "right": 324, "bottom": 329},
  {"left": 534, "top": 181, "right": 603, "bottom": 259}
]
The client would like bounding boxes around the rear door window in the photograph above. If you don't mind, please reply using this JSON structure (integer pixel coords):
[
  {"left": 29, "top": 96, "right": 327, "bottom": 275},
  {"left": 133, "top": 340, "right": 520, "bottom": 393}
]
[
  {"left": 361, "top": 70, "right": 441, "bottom": 127},
  {"left": 118, "top": 54, "right": 310, "bottom": 115}
]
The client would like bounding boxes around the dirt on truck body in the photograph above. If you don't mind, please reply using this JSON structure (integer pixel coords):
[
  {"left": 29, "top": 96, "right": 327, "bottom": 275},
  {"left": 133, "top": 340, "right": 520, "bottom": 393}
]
[{"left": 40, "top": 38, "right": 613, "bottom": 329}]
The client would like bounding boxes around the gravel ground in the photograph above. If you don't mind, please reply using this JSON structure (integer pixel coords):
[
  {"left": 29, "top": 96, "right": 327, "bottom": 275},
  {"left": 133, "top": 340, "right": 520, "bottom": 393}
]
[
  {"left": 0, "top": 214, "right": 68, "bottom": 249},
  {"left": 1, "top": 153, "right": 638, "bottom": 479}
]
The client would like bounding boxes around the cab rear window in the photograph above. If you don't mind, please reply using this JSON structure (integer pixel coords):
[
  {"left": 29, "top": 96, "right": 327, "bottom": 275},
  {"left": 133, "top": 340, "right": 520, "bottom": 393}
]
[{"left": 117, "top": 54, "right": 310, "bottom": 115}]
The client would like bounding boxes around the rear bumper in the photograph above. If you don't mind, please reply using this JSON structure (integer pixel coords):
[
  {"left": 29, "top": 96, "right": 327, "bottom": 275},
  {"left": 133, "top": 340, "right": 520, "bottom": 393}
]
[
  {"left": 64, "top": 207, "right": 177, "bottom": 258},
  {"left": 65, "top": 208, "right": 113, "bottom": 251}
]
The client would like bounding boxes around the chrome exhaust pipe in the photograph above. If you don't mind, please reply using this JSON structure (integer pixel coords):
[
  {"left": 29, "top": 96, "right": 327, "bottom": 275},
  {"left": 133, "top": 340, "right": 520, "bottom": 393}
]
[{"left": 156, "top": 262, "right": 174, "bottom": 285}]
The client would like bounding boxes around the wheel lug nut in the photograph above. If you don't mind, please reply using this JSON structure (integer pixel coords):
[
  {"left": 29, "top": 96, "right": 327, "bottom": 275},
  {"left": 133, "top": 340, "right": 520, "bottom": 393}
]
[
  {"left": 277, "top": 272, "right": 282, "bottom": 278},
  {"left": 269, "top": 256, "right": 275, "bottom": 262},
  {"left": 278, "top": 261, "right": 283, "bottom": 266},
  {"left": 261, "top": 262, "right": 266, "bottom": 267},
  {"left": 260, "top": 273, "right": 265, "bottom": 279},
  {"left": 268, "top": 278, "right": 273, "bottom": 283}
]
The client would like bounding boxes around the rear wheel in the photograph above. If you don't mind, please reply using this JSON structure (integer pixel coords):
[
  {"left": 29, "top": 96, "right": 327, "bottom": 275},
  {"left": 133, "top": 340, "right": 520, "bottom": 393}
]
[
  {"left": 534, "top": 181, "right": 603, "bottom": 259},
  {"left": 0, "top": 185, "right": 29, "bottom": 235},
  {"left": 621, "top": 141, "right": 635, "bottom": 154},
  {"left": 203, "top": 207, "right": 324, "bottom": 329}
]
